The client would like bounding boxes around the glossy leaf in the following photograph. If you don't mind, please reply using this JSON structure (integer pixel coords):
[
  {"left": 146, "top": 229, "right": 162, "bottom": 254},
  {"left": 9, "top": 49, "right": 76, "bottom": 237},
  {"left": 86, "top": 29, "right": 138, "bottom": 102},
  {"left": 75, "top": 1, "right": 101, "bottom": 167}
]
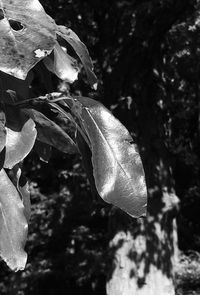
[
  {"left": 0, "top": 0, "right": 56, "bottom": 79},
  {"left": 4, "top": 118, "right": 37, "bottom": 169},
  {"left": 43, "top": 42, "right": 80, "bottom": 83},
  {"left": 22, "top": 108, "right": 77, "bottom": 154},
  {"left": 72, "top": 97, "right": 147, "bottom": 217},
  {"left": 57, "top": 26, "right": 97, "bottom": 89},
  {"left": 0, "top": 168, "right": 28, "bottom": 271}
]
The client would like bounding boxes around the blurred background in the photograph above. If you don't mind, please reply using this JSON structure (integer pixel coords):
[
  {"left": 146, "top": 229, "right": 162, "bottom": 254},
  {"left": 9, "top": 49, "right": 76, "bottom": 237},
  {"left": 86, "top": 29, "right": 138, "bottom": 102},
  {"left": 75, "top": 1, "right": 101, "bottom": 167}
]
[{"left": 1, "top": 1, "right": 200, "bottom": 294}]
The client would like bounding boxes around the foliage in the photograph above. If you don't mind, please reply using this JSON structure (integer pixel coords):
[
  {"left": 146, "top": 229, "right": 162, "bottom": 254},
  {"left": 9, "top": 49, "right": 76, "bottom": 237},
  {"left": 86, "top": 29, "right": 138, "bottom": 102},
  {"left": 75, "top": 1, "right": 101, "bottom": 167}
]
[
  {"left": 176, "top": 251, "right": 200, "bottom": 294},
  {"left": 0, "top": 0, "right": 147, "bottom": 271},
  {"left": 0, "top": 0, "right": 199, "bottom": 294}
]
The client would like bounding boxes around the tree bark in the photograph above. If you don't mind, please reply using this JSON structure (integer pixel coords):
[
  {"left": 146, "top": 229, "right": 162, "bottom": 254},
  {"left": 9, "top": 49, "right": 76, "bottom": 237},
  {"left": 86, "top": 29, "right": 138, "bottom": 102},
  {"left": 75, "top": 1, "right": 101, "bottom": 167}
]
[{"left": 106, "top": 74, "right": 179, "bottom": 295}]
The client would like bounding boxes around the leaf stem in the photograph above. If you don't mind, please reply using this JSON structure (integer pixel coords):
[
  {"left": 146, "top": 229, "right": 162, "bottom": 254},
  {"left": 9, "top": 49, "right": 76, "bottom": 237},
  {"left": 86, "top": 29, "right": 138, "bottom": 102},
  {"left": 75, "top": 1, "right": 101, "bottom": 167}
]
[{"left": 49, "top": 102, "right": 91, "bottom": 149}]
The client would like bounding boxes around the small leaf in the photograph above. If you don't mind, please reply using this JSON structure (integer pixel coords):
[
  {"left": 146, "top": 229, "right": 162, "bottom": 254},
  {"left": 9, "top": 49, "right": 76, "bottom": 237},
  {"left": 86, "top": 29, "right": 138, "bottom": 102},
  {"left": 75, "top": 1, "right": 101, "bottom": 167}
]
[
  {"left": 0, "top": 0, "right": 56, "bottom": 79},
  {"left": 57, "top": 26, "right": 97, "bottom": 89},
  {"left": 4, "top": 118, "right": 37, "bottom": 169},
  {"left": 22, "top": 108, "right": 77, "bottom": 154},
  {"left": 72, "top": 97, "right": 147, "bottom": 218},
  {"left": 0, "top": 168, "right": 28, "bottom": 271},
  {"left": 43, "top": 42, "right": 80, "bottom": 83}
]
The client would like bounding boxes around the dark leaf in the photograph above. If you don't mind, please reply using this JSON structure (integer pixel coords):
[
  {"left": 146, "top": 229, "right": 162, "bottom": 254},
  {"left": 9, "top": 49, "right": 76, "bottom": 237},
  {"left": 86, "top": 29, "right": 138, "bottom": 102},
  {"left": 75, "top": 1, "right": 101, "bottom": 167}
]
[
  {"left": 22, "top": 108, "right": 77, "bottom": 154},
  {"left": 72, "top": 97, "right": 147, "bottom": 218},
  {"left": 57, "top": 26, "right": 97, "bottom": 89},
  {"left": 0, "top": 168, "right": 28, "bottom": 271}
]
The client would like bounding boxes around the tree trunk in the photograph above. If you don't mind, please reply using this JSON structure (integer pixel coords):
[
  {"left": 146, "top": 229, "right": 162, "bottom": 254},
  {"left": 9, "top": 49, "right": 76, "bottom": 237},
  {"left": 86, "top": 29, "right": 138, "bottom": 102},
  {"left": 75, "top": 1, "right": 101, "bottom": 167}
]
[{"left": 106, "top": 78, "right": 179, "bottom": 295}]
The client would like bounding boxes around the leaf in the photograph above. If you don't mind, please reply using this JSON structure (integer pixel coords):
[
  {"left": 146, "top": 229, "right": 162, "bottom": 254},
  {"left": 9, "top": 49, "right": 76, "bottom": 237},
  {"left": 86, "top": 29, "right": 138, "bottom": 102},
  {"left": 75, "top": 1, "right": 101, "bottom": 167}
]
[
  {"left": 0, "top": 0, "right": 56, "bottom": 79},
  {"left": 72, "top": 97, "right": 147, "bottom": 218},
  {"left": 7, "top": 165, "right": 31, "bottom": 222},
  {"left": 0, "top": 168, "right": 28, "bottom": 271},
  {"left": 0, "top": 109, "right": 6, "bottom": 153},
  {"left": 57, "top": 26, "right": 97, "bottom": 89},
  {"left": 4, "top": 118, "right": 37, "bottom": 169},
  {"left": 22, "top": 108, "right": 77, "bottom": 154},
  {"left": 43, "top": 42, "right": 80, "bottom": 83}
]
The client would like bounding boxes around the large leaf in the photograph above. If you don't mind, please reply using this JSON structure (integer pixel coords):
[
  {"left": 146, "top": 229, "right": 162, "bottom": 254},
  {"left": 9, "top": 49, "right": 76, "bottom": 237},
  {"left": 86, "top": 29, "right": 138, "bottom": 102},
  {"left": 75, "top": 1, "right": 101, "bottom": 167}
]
[
  {"left": 4, "top": 118, "right": 37, "bottom": 169},
  {"left": 71, "top": 97, "right": 147, "bottom": 217},
  {"left": 57, "top": 26, "right": 97, "bottom": 89},
  {"left": 0, "top": 0, "right": 56, "bottom": 79},
  {"left": 0, "top": 168, "right": 28, "bottom": 271},
  {"left": 22, "top": 108, "right": 77, "bottom": 154}
]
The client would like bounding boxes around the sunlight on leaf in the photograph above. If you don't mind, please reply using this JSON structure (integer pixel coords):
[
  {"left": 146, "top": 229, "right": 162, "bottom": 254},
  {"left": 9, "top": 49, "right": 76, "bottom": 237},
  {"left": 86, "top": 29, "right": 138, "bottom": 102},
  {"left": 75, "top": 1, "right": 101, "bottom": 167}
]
[
  {"left": 0, "top": 0, "right": 56, "bottom": 79},
  {"left": 43, "top": 42, "right": 80, "bottom": 83},
  {"left": 4, "top": 118, "right": 37, "bottom": 169},
  {"left": 57, "top": 26, "right": 97, "bottom": 89},
  {"left": 0, "top": 168, "right": 28, "bottom": 271}
]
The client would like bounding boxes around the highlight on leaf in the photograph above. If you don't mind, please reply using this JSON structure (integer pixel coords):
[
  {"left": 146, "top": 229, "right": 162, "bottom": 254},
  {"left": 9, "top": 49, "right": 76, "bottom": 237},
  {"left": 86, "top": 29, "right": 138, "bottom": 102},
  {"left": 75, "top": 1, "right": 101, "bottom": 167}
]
[
  {"left": 0, "top": 0, "right": 57, "bottom": 79},
  {"left": 4, "top": 118, "right": 37, "bottom": 169},
  {"left": 57, "top": 26, "right": 98, "bottom": 89},
  {"left": 0, "top": 168, "right": 28, "bottom": 271},
  {"left": 43, "top": 42, "right": 80, "bottom": 83}
]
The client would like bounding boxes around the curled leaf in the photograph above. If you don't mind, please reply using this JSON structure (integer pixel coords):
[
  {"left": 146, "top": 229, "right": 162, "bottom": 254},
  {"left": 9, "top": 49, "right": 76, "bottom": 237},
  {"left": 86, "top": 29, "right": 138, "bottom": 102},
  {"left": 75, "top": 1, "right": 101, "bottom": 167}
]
[
  {"left": 4, "top": 119, "right": 37, "bottom": 169},
  {"left": 72, "top": 97, "right": 147, "bottom": 218},
  {"left": 43, "top": 42, "right": 80, "bottom": 83},
  {"left": 57, "top": 26, "right": 97, "bottom": 89},
  {"left": 22, "top": 108, "right": 77, "bottom": 154},
  {"left": 0, "top": 168, "right": 28, "bottom": 271}
]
